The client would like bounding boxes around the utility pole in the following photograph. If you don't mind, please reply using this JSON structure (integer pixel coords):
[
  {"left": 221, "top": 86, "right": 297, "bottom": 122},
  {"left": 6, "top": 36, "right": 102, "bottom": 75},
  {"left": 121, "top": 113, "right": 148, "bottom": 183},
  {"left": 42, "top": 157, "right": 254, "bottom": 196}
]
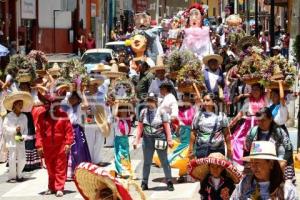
[
  {"left": 270, "top": 0, "right": 275, "bottom": 50},
  {"left": 156, "top": 0, "right": 159, "bottom": 23},
  {"left": 255, "top": 0, "right": 259, "bottom": 38}
]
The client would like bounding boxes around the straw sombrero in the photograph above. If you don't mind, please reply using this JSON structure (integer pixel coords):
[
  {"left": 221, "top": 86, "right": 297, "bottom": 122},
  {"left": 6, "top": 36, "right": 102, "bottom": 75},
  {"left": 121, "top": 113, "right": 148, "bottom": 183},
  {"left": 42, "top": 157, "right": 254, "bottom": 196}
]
[
  {"left": 237, "top": 36, "right": 260, "bottom": 51},
  {"left": 149, "top": 55, "right": 167, "bottom": 72},
  {"left": 48, "top": 63, "right": 61, "bottom": 76},
  {"left": 243, "top": 141, "right": 283, "bottom": 162},
  {"left": 88, "top": 78, "right": 104, "bottom": 86},
  {"left": 226, "top": 14, "right": 242, "bottom": 26},
  {"left": 3, "top": 91, "right": 34, "bottom": 112},
  {"left": 102, "top": 64, "right": 126, "bottom": 79},
  {"left": 188, "top": 153, "right": 242, "bottom": 184},
  {"left": 95, "top": 105, "right": 111, "bottom": 137},
  {"left": 16, "top": 73, "right": 32, "bottom": 83},
  {"left": 203, "top": 54, "right": 223, "bottom": 66},
  {"left": 74, "top": 162, "right": 131, "bottom": 200},
  {"left": 91, "top": 63, "right": 111, "bottom": 73}
]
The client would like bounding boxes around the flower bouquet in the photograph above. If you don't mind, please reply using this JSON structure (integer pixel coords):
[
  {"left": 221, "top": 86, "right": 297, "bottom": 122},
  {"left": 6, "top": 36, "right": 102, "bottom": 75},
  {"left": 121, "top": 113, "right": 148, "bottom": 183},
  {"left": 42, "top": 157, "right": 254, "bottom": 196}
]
[
  {"left": 177, "top": 58, "right": 205, "bottom": 95},
  {"left": 164, "top": 49, "right": 198, "bottom": 80},
  {"left": 261, "top": 56, "right": 296, "bottom": 90},
  {"left": 27, "top": 50, "right": 48, "bottom": 70},
  {"left": 237, "top": 46, "right": 267, "bottom": 85}
]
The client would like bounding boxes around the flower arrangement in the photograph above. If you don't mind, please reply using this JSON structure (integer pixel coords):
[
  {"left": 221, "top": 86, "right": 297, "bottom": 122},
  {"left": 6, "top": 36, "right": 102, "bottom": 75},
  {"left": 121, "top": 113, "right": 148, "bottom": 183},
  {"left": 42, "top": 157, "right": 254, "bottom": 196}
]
[
  {"left": 164, "top": 49, "right": 197, "bottom": 72},
  {"left": 260, "top": 55, "right": 296, "bottom": 88},
  {"left": 177, "top": 58, "right": 205, "bottom": 93},
  {"left": 5, "top": 54, "right": 36, "bottom": 81},
  {"left": 61, "top": 58, "right": 89, "bottom": 85},
  {"left": 27, "top": 50, "right": 48, "bottom": 70},
  {"left": 237, "top": 46, "right": 267, "bottom": 84}
]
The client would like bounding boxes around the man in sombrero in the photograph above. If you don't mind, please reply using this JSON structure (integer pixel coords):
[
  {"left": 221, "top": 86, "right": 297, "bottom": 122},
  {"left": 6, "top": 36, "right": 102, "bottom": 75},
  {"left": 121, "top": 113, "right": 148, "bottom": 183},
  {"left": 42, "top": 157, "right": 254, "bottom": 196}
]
[{"left": 35, "top": 81, "right": 74, "bottom": 197}]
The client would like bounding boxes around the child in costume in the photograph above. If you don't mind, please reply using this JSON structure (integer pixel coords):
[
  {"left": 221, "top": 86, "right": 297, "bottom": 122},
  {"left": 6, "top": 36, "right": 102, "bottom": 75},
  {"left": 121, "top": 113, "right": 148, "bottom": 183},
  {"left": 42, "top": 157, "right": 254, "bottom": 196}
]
[{"left": 188, "top": 152, "right": 242, "bottom": 200}]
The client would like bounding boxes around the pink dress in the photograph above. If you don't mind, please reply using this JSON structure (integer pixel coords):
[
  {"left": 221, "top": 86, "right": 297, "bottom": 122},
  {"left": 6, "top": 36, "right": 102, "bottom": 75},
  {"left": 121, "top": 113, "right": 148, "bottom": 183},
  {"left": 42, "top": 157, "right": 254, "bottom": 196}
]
[
  {"left": 180, "top": 27, "right": 213, "bottom": 60},
  {"left": 231, "top": 96, "right": 267, "bottom": 166}
]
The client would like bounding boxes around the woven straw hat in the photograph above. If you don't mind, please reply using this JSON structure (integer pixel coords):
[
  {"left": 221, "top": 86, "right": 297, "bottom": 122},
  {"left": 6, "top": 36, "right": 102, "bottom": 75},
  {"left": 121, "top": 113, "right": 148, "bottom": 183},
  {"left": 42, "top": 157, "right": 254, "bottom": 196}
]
[
  {"left": 188, "top": 153, "right": 242, "bottom": 184},
  {"left": 243, "top": 141, "right": 283, "bottom": 161},
  {"left": 48, "top": 63, "right": 61, "bottom": 76},
  {"left": 16, "top": 73, "right": 32, "bottom": 83},
  {"left": 95, "top": 105, "right": 111, "bottom": 137},
  {"left": 74, "top": 162, "right": 131, "bottom": 200},
  {"left": 91, "top": 63, "right": 111, "bottom": 73},
  {"left": 149, "top": 55, "right": 167, "bottom": 72},
  {"left": 203, "top": 54, "right": 223, "bottom": 66},
  {"left": 3, "top": 91, "right": 34, "bottom": 112},
  {"left": 102, "top": 64, "right": 126, "bottom": 79}
]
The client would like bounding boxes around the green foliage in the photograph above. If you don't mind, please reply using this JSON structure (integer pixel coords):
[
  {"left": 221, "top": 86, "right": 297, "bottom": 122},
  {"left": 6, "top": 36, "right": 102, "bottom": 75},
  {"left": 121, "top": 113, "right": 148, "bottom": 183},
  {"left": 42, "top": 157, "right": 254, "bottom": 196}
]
[{"left": 293, "top": 35, "right": 300, "bottom": 63}]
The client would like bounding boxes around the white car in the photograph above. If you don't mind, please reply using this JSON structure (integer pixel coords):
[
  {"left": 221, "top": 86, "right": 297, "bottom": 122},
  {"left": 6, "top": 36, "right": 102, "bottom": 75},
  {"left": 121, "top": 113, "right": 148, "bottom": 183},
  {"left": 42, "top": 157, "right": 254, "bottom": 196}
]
[
  {"left": 81, "top": 48, "right": 115, "bottom": 73},
  {"left": 105, "top": 41, "right": 126, "bottom": 53}
]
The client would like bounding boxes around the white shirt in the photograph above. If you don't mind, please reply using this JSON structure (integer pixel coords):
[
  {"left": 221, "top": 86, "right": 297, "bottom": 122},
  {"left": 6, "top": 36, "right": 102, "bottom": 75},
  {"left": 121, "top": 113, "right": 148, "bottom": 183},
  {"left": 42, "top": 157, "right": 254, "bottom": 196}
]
[
  {"left": 3, "top": 112, "right": 28, "bottom": 148},
  {"left": 158, "top": 93, "right": 178, "bottom": 119},
  {"left": 66, "top": 105, "right": 85, "bottom": 126},
  {"left": 207, "top": 68, "right": 221, "bottom": 90},
  {"left": 129, "top": 58, "right": 155, "bottom": 78}
]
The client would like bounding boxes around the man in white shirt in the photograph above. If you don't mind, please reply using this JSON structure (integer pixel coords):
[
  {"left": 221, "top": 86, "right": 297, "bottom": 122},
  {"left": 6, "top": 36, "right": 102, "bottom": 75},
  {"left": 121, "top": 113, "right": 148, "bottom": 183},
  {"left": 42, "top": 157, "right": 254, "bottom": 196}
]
[{"left": 148, "top": 67, "right": 167, "bottom": 97}]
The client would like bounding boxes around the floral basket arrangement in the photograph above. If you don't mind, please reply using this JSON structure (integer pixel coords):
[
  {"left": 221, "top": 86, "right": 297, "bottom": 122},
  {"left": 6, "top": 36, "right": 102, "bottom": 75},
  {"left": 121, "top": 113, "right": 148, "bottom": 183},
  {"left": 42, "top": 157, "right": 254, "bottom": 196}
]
[
  {"left": 27, "top": 50, "right": 48, "bottom": 70},
  {"left": 260, "top": 56, "right": 296, "bottom": 90},
  {"left": 108, "top": 78, "right": 136, "bottom": 102},
  {"left": 61, "top": 58, "right": 89, "bottom": 87},
  {"left": 177, "top": 59, "right": 206, "bottom": 94},
  {"left": 237, "top": 46, "right": 267, "bottom": 85},
  {"left": 6, "top": 54, "right": 36, "bottom": 82},
  {"left": 226, "top": 14, "right": 242, "bottom": 27},
  {"left": 164, "top": 49, "right": 198, "bottom": 79}
]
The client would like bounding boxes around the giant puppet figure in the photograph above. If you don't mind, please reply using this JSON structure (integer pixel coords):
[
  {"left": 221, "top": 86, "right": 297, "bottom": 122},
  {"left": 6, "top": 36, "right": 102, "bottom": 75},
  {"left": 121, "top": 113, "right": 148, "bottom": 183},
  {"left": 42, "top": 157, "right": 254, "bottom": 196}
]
[
  {"left": 133, "top": 12, "right": 163, "bottom": 63},
  {"left": 180, "top": 3, "right": 213, "bottom": 60}
]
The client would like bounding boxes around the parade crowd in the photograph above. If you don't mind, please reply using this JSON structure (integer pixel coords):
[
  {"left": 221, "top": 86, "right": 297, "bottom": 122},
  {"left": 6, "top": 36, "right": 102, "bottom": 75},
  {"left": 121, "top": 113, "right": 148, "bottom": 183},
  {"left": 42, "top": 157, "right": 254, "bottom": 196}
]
[{"left": 0, "top": 3, "right": 300, "bottom": 200}]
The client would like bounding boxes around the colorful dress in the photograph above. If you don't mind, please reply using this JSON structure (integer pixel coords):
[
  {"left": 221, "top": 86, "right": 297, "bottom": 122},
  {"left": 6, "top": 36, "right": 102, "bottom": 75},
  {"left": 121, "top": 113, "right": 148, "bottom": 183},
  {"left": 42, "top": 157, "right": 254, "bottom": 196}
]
[
  {"left": 66, "top": 105, "right": 91, "bottom": 179},
  {"left": 231, "top": 96, "right": 267, "bottom": 166},
  {"left": 167, "top": 106, "right": 195, "bottom": 176},
  {"left": 113, "top": 119, "right": 132, "bottom": 177}
]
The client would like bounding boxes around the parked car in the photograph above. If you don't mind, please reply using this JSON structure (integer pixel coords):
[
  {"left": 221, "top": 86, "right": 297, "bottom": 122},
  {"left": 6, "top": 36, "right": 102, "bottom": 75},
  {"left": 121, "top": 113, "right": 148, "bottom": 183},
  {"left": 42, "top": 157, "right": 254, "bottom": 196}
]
[
  {"left": 105, "top": 41, "right": 126, "bottom": 53},
  {"left": 47, "top": 53, "right": 80, "bottom": 68},
  {"left": 81, "top": 48, "right": 114, "bottom": 73}
]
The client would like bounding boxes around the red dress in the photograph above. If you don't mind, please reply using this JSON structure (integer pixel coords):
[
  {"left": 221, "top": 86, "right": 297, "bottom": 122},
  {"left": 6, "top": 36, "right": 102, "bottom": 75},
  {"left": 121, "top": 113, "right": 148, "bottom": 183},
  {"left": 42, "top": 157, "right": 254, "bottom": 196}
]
[{"left": 35, "top": 107, "right": 74, "bottom": 191}]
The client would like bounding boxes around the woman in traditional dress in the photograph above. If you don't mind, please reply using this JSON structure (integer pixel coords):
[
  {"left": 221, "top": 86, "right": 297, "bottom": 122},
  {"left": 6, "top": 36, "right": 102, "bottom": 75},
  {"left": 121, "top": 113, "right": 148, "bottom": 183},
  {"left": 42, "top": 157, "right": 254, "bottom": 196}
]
[
  {"left": 168, "top": 93, "right": 196, "bottom": 183},
  {"left": 229, "top": 83, "right": 268, "bottom": 169},
  {"left": 17, "top": 74, "right": 42, "bottom": 171},
  {"left": 66, "top": 91, "right": 91, "bottom": 180},
  {"left": 113, "top": 104, "right": 133, "bottom": 178}
]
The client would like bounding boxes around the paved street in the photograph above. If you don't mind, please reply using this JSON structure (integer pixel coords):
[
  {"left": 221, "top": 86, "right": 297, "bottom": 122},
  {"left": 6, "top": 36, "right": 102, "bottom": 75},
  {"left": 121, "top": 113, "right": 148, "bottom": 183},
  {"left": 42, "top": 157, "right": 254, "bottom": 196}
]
[{"left": 0, "top": 129, "right": 299, "bottom": 200}]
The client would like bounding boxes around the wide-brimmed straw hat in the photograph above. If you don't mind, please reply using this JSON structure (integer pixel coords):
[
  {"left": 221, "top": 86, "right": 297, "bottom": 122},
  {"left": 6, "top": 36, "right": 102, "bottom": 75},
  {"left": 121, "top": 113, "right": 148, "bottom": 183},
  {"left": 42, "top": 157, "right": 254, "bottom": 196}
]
[
  {"left": 91, "top": 63, "right": 111, "bottom": 73},
  {"left": 203, "top": 54, "right": 223, "bottom": 66},
  {"left": 74, "top": 162, "right": 131, "bottom": 200},
  {"left": 3, "top": 91, "right": 34, "bottom": 112},
  {"left": 95, "top": 105, "right": 111, "bottom": 137},
  {"left": 88, "top": 78, "right": 104, "bottom": 86},
  {"left": 149, "top": 55, "right": 167, "bottom": 72},
  {"left": 237, "top": 36, "right": 260, "bottom": 51},
  {"left": 48, "top": 63, "right": 61, "bottom": 76},
  {"left": 243, "top": 141, "right": 283, "bottom": 161},
  {"left": 146, "top": 92, "right": 158, "bottom": 102},
  {"left": 188, "top": 152, "right": 242, "bottom": 184},
  {"left": 102, "top": 64, "right": 126, "bottom": 79},
  {"left": 16, "top": 73, "right": 32, "bottom": 83}
]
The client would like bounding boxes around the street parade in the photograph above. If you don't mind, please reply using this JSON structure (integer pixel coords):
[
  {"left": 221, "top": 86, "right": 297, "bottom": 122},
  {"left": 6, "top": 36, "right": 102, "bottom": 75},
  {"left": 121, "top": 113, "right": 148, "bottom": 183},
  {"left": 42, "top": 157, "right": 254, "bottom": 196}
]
[{"left": 0, "top": 0, "right": 300, "bottom": 200}]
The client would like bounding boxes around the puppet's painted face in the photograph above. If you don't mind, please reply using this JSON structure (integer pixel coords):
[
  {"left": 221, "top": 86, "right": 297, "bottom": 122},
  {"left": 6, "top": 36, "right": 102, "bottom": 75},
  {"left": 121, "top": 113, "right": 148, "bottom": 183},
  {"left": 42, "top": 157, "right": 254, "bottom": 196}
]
[
  {"left": 134, "top": 13, "right": 151, "bottom": 29},
  {"left": 130, "top": 34, "right": 147, "bottom": 54},
  {"left": 171, "top": 18, "right": 180, "bottom": 29},
  {"left": 189, "top": 8, "right": 202, "bottom": 27}
]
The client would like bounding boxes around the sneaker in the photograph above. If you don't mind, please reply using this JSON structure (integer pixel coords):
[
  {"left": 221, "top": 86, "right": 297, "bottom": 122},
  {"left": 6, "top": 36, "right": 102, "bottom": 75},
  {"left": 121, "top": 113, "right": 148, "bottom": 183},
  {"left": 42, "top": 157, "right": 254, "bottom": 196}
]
[
  {"left": 141, "top": 182, "right": 148, "bottom": 191},
  {"left": 16, "top": 177, "right": 25, "bottom": 182},
  {"left": 7, "top": 179, "right": 16, "bottom": 183},
  {"left": 167, "top": 181, "right": 174, "bottom": 191},
  {"left": 55, "top": 190, "right": 64, "bottom": 197}
]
